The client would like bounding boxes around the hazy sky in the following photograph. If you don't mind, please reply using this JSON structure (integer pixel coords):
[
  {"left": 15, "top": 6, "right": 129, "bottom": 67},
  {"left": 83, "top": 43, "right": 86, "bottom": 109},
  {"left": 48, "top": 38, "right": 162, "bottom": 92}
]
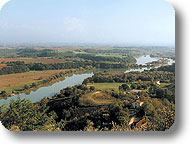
[{"left": 0, "top": 0, "right": 175, "bottom": 46}]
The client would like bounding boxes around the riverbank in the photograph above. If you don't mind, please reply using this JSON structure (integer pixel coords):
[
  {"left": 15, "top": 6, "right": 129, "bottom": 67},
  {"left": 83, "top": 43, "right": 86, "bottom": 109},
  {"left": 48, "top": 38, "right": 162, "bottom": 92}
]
[{"left": 0, "top": 68, "right": 94, "bottom": 100}]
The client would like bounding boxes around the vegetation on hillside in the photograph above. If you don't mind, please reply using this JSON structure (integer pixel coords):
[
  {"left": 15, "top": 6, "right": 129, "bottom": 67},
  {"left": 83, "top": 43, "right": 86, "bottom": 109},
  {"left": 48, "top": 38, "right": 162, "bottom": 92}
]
[{"left": 0, "top": 64, "right": 175, "bottom": 131}]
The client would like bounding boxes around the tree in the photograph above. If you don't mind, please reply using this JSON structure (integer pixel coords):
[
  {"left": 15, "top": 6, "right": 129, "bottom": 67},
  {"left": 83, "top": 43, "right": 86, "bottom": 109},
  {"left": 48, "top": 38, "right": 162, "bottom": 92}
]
[
  {"left": 130, "top": 83, "right": 137, "bottom": 89},
  {"left": 24, "top": 84, "right": 30, "bottom": 90},
  {"left": 119, "top": 84, "right": 130, "bottom": 91},
  {"left": 1, "top": 97, "right": 57, "bottom": 131},
  {"left": 143, "top": 102, "right": 155, "bottom": 116},
  {"left": 142, "top": 84, "right": 148, "bottom": 89},
  {"left": 82, "top": 80, "right": 88, "bottom": 85},
  {"left": 31, "top": 83, "right": 37, "bottom": 87},
  {"left": 90, "top": 86, "right": 95, "bottom": 91},
  {"left": 109, "top": 101, "right": 129, "bottom": 125},
  {"left": 0, "top": 91, "right": 7, "bottom": 97}
]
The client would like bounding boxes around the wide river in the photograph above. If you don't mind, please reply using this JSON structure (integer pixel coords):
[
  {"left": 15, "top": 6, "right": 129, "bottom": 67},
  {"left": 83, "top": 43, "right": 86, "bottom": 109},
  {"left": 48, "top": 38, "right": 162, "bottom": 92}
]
[{"left": 0, "top": 55, "right": 174, "bottom": 106}]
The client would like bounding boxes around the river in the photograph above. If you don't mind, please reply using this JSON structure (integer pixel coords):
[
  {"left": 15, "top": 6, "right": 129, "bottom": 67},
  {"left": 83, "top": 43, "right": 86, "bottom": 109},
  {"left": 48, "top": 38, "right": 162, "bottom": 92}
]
[
  {"left": 0, "top": 73, "right": 93, "bottom": 106},
  {"left": 0, "top": 55, "right": 175, "bottom": 106},
  {"left": 125, "top": 55, "right": 175, "bottom": 73}
]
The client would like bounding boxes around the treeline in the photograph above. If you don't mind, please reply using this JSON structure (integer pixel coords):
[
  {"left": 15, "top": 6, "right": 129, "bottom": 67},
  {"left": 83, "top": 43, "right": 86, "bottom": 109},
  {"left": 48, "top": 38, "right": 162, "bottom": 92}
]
[
  {"left": 84, "top": 70, "right": 175, "bottom": 84},
  {"left": 17, "top": 49, "right": 55, "bottom": 58},
  {"left": 0, "top": 49, "right": 17, "bottom": 58},
  {"left": 0, "top": 61, "right": 90, "bottom": 75},
  {"left": 16, "top": 49, "right": 137, "bottom": 63},
  {"left": 0, "top": 60, "right": 129, "bottom": 75},
  {"left": 0, "top": 61, "right": 30, "bottom": 75},
  {"left": 157, "top": 63, "right": 175, "bottom": 72},
  {"left": 27, "top": 61, "right": 128, "bottom": 71},
  {"left": 84, "top": 64, "right": 175, "bottom": 84},
  {"left": 26, "top": 61, "right": 91, "bottom": 71},
  {"left": 76, "top": 54, "right": 136, "bottom": 63},
  {"left": 15, "top": 48, "right": 137, "bottom": 64},
  {"left": 83, "top": 48, "right": 146, "bottom": 57}
]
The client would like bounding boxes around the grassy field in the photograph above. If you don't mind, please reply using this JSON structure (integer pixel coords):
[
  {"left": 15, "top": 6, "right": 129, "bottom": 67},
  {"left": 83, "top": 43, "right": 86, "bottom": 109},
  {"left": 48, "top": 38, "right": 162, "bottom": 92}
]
[
  {"left": 88, "top": 82, "right": 169, "bottom": 92},
  {"left": 0, "top": 58, "right": 71, "bottom": 64},
  {"left": 79, "top": 91, "right": 115, "bottom": 106},
  {"left": 87, "top": 83, "right": 124, "bottom": 91},
  {"left": 0, "top": 70, "right": 71, "bottom": 93}
]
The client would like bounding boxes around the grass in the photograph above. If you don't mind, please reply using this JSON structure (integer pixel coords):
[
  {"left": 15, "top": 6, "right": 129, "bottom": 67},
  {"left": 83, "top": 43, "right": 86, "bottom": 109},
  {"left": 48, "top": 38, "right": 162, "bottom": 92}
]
[
  {"left": 22, "top": 71, "right": 41, "bottom": 74},
  {"left": 79, "top": 91, "right": 115, "bottom": 106},
  {"left": 0, "top": 81, "right": 43, "bottom": 93},
  {"left": 88, "top": 83, "right": 124, "bottom": 91}
]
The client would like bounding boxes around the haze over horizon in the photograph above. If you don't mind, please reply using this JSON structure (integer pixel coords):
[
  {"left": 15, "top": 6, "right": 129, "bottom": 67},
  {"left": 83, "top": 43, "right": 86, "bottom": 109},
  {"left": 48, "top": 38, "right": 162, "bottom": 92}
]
[{"left": 0, "top": 0, "right": 175, "bottom": 47}]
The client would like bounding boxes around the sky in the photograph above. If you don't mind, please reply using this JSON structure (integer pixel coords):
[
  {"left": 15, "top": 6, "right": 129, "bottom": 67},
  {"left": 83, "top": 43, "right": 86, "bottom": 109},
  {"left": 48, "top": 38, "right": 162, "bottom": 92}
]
[{"left": 0, "top": 0, "right": 175, "bottom": 46}]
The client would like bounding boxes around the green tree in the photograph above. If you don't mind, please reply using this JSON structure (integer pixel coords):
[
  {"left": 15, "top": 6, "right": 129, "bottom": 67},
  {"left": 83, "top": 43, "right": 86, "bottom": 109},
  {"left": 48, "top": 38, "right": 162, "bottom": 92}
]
[
  {"left": 130, "top": 83, "right": 137, "bottom": 89},
  {"left": 90, "top": 86, "right": 95, "bottom": 91},
  {"left": 119, "top": 84, "right": 130, "bottom": 91},
  {"left": 31, "top": 83, "right": 37, "bottom": 87},
  {"left": 1, "top": 97, "right": 57, "bottom": 131},
  {"left": 24, "top": 84, "right": 30, "bottom": 90}
]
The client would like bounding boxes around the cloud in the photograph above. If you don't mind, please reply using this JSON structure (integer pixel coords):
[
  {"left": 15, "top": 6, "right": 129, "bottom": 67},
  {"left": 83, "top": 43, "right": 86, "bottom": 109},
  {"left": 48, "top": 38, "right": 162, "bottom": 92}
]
[
  {"left": 0, "top": 0, "right": 10, "bottom": 11},
  {"left": 63, "top": 17, "right": 86, "bottom": 33}
]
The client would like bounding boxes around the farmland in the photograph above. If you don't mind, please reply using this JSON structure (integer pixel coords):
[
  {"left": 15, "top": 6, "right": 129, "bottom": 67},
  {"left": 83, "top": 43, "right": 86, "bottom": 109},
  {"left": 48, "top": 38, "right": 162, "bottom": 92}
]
[{"left": 0, "top": 69, "right": 73, "bottom": 93}]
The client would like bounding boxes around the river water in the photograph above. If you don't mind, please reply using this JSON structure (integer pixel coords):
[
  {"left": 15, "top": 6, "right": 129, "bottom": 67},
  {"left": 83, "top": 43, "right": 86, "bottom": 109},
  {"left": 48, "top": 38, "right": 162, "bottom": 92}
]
[
  {"left": 125, "top": 55, "right": 175, "bottom": 73},
  {"left": 0, "top": 73, "right": 93, "bottom": 106},
  {"left": 0, "top": 55, "right": 175, "bottom": 106}
]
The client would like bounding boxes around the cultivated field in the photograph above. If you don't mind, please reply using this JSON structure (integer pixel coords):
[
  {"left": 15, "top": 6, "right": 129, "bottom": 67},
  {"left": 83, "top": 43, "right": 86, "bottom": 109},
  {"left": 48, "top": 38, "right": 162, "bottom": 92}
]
[
  {"left": 0, "top": 69, "right": 71, "bottom": 92},
  {"left": 0, "top": 58, "right": 70, "bottom": 64}
]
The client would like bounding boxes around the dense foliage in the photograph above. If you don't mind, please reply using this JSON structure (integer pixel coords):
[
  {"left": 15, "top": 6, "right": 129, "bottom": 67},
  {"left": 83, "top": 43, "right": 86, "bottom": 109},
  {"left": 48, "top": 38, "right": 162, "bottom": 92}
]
[
  {"left": 0, "top": 82, "right": 175, "bottom": 131},
  {"left": 76, "top": 54, "right": 136, "bottom": 63},
  {"left": 157, "top": 63, "right": 175, "bottom": 72},
  {"left": 84, "top": 70, "right": 175, "bottom": 83},
  {"left": 0, "top": 61, "right": 30, "bottom": 75},
  {"left": 0, "top": 97, "right": 58, "bottom": 131},
  {"left": 0, "top": 60, "right": 130, "bottom": 75}
]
